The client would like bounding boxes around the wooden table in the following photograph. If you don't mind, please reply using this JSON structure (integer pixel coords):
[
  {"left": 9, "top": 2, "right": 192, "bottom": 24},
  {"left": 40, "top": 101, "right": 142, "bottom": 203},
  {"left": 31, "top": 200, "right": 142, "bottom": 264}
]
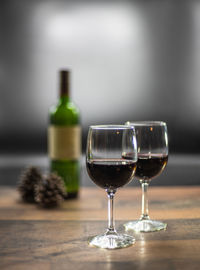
[{"left": 0, "top": 186, "right": 200, "bottom": 270}]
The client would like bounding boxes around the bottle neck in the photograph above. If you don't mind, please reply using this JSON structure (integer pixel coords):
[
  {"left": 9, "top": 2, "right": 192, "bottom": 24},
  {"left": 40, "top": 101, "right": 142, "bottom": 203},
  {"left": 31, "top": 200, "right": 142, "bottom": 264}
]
[
  {"left": 59, "top": 94, "right": 70, "bottom": 104},
  {"left": 59, "top": 70, "right": 70, "bottom": 104}
]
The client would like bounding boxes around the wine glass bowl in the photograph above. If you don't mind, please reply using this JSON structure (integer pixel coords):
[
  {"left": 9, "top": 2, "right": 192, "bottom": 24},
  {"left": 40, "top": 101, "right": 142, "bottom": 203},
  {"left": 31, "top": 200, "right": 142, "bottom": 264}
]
[
  {"left": 124, "top": 121, "right": 168, "bottom": 232},
  {"left": 86, "top": 125, "right": 137, "bottom": 249}
]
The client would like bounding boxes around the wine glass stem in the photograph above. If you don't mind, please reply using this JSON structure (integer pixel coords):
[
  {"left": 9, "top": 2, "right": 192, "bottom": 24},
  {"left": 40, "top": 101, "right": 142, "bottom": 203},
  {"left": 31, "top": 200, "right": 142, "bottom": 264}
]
[
  {"left": 107, "top": 190, "right": 117, "bottom": 234},
  {"left": 140, "top": 180, "right": 150, "bottom": 220}
]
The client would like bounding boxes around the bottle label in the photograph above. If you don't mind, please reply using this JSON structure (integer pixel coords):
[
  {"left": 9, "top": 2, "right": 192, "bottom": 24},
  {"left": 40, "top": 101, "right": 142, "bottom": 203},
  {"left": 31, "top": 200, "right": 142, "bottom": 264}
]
[{"left": 48, "top": 125, "right": 81, "bottom": 160}]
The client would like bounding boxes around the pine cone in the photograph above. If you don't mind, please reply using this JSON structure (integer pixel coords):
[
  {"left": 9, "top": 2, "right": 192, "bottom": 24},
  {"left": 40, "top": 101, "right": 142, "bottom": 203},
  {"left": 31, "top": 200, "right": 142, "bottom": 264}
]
[
  {"left": 18, "top": 167, "right": 42, "bottom": 203},
  {"left": 35, "top": 173, "right": 67, "bottom": 208}
]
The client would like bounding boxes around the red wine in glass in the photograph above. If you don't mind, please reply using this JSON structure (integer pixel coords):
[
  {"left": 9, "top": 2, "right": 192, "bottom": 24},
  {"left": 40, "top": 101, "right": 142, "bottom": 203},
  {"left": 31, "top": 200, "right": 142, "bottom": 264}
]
[
  {"left": 86, "top": 159, "right": 137, "bottom": 190},
  {"left": 135, "top": 153, "right": 168, "bottom": 181}
]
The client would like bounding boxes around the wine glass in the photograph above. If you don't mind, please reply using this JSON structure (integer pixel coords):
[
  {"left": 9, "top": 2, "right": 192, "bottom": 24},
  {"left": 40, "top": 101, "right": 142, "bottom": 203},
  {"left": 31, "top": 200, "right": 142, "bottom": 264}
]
[
  {"left": 86, "top": 125, "right": 137, "bottom": 249},
  {"left": 124, "top": 121, "right": 168, "bottom": 232}
]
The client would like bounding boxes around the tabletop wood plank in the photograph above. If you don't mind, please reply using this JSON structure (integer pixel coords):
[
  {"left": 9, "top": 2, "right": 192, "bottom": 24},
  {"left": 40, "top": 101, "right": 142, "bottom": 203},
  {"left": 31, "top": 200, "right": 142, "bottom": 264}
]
[
  {"left": 0, "top": 186, "right": 200, "bottom": 270},
  {"left": 0, "top": 186, "right": 200, "bottom": 220},
  {"left": 0, "top": 219, "right": 200, "bottom": 270}
]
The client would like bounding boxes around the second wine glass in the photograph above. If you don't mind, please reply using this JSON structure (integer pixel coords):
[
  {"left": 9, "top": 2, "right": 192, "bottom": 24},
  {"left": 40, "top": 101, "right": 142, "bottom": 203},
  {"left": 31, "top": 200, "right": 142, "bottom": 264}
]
[{"left": 124, "top": 121, "right": 168, "bottom": 232}]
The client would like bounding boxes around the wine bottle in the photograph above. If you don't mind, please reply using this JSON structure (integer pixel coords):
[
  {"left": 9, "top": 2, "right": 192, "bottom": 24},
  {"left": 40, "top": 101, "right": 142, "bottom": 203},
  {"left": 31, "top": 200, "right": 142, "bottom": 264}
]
[{"left": 48, "top": 69, "right": 81, "bottom": 198}]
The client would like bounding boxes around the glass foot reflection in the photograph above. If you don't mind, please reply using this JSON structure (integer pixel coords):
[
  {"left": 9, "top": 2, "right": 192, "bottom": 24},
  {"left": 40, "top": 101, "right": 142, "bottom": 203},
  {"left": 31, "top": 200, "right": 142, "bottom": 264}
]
[
  {"left": 124, "top": 219, "right": 167, "bottom": 232},
  {"left": 89, "top": 232, "right": 135, "bottom": 249}
]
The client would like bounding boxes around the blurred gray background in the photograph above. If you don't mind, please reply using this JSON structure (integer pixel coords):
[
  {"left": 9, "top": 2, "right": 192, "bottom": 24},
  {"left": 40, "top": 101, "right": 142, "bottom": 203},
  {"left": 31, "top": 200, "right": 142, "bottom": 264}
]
[{"left": 1, "top": 0, "right": 200, "bottom": 185}]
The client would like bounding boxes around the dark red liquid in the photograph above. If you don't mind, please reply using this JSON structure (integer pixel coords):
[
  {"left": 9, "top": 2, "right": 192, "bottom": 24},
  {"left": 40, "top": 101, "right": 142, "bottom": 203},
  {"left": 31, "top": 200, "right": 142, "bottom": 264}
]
[
  {"left": 86, "top": 159, "right": 136, "bottom": 190},
  {"left": 135, "top": 154, "right": 168, "bottom": 180}
]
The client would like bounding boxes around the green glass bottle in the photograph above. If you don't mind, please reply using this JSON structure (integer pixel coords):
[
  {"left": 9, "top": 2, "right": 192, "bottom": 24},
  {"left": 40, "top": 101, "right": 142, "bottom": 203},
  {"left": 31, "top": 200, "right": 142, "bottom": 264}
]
[{"left": 48, "top": 70, "right": 81, "bottom": 198}]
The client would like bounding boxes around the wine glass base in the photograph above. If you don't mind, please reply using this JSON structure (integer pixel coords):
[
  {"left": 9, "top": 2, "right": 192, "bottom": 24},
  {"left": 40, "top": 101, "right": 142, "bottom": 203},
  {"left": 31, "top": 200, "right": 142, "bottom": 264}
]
[
  {"left": 124, "top": 219, "right": 167, "bottom": 232},
  {"left": 88, "top": 233, "right": 135, "bottom": 249}
]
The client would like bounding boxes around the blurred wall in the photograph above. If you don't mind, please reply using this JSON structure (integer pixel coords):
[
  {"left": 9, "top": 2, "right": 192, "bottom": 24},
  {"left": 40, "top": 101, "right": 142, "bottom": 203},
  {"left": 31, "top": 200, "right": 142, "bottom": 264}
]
[{"left": 1, "top": 0, "right": 200, "bottom": 153}]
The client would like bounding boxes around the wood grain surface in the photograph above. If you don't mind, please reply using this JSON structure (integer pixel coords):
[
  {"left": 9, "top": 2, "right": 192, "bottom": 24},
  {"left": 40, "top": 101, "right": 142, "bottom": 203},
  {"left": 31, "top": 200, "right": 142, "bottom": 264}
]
[{"left": 0, "top": 186, "right": 200, "bottom": 270}]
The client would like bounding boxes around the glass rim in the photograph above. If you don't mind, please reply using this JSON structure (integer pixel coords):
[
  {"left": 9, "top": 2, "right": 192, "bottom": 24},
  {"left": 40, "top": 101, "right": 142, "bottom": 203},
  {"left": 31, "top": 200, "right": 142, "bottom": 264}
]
[
  {"left": 89, "top": 124, "right": 135, "bottom": 130},
  {"left": 125, "top": 121, "right": 167, "bottom": 127}
]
